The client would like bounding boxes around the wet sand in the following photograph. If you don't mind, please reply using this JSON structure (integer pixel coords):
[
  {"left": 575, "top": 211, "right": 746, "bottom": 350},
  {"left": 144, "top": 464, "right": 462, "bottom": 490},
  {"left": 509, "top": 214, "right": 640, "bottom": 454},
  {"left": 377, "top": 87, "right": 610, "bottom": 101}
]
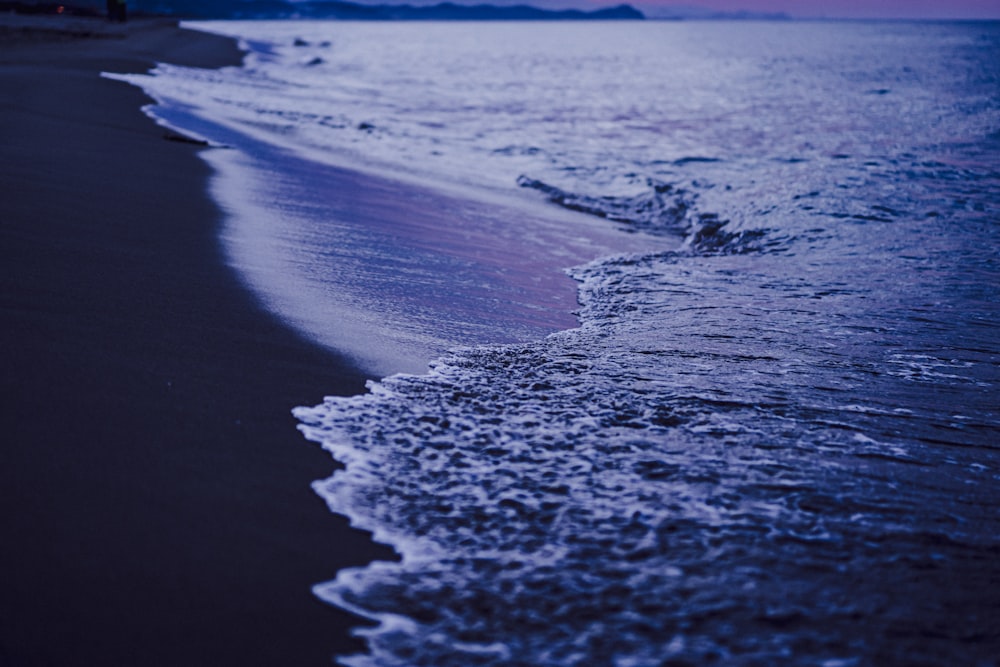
[{"left": 0, "top": 14, "right": 394, "bottom": 666}]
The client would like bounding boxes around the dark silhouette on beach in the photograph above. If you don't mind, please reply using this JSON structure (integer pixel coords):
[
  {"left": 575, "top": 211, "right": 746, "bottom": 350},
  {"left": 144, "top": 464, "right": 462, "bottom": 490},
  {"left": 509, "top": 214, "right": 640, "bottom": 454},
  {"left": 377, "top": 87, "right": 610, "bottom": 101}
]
[{"left": 107, "top": 0, "right": 125, "bottom": 22}]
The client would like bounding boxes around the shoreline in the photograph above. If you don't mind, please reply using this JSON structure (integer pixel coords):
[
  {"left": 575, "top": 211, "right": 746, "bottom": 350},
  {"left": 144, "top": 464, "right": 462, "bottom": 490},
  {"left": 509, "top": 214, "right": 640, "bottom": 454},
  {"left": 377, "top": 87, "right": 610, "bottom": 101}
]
[
  {"left": 128, "top": 21, "right": 669, "bottom": 378},
  {"left": 0, "top": 16, "right": 395, "bottom": 665}
]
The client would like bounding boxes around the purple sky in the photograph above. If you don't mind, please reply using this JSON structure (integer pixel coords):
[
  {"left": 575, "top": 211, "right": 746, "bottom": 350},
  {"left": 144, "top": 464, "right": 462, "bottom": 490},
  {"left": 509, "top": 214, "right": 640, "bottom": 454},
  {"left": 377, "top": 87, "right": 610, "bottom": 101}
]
[{"left": 607, "top": 0, "right": 1000, "bottom": 19}]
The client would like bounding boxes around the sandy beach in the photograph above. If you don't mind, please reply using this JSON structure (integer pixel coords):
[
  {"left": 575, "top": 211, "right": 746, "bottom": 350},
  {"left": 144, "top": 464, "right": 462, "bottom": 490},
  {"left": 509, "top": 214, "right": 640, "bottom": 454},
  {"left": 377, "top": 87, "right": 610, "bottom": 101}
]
[{"left": 0, "top": 14, "right": 394, "bottom": 665}]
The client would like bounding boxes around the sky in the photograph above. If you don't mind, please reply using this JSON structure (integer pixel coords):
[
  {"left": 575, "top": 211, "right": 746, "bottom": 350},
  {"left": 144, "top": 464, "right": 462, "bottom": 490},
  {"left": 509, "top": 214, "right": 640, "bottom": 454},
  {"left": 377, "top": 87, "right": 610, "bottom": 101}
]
[{"left": 619, "top": 0, "right": 1000, "bottom": 19}]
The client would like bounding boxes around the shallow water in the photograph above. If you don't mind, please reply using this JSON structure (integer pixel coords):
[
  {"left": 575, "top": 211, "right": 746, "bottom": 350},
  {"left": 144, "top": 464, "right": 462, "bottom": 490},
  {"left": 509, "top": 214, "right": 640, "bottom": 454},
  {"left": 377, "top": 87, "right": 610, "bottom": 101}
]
[{"left": 121, "top": 19, "right": 1000, "bottom": 665}]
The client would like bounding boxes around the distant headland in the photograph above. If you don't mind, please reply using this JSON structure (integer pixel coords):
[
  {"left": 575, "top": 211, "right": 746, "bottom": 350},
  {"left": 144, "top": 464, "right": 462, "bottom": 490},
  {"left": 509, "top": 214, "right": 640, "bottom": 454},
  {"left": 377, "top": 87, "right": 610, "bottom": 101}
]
[
  {"left": 0, "top": 1, "right": 800, "bottom": 22},
  {"left": 134, "top": 1, "right": 647, "bottom": 20}
]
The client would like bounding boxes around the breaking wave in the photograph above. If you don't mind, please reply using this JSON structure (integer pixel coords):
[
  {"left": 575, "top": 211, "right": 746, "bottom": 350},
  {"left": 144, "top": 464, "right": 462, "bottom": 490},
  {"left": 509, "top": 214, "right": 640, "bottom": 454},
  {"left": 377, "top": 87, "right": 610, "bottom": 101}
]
[{"left": 516, "top": 175, "right": 784, "bottom": 256}]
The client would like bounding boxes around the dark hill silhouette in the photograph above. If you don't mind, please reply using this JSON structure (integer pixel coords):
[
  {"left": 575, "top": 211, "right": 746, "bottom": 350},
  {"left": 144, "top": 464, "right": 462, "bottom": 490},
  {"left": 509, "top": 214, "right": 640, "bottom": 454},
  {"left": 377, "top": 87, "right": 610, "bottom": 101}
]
[{"left": 135, "top": 0, "right": 644, "bottom": 20}]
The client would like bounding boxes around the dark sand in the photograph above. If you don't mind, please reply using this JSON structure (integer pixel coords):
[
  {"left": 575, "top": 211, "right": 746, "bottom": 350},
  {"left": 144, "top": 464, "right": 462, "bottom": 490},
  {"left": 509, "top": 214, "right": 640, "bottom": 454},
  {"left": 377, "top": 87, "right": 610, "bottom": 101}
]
[{"left": 0, "top": 15, "right": 394, "bottom": 666}]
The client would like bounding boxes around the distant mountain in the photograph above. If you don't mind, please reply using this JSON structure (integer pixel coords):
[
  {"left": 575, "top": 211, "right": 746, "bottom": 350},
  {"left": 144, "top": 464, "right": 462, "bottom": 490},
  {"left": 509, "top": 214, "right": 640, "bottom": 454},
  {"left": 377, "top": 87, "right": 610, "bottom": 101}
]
[
  {"left": 638, "top": 4, "right": 789, "bottom": 20},
  {"left": 137, "top": 0, "right": 644, "bottom": 20},
  {"left": 304, "top": 2, "right": 644, "bottom": 20}
]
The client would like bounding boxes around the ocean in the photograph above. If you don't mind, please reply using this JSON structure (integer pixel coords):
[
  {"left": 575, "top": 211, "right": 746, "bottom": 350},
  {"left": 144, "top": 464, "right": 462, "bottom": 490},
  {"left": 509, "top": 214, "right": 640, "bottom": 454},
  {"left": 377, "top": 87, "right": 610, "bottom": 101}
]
[{"left": 116, "top": 19, "right": 1000, "bottom": 666}]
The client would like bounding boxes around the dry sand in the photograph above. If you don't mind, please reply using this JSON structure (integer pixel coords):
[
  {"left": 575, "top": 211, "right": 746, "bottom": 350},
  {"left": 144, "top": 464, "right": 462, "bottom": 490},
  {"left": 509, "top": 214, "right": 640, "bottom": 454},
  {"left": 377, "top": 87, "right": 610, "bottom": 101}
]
[{"left": 0, "top": 14, "right": 393, "bottom": 666}]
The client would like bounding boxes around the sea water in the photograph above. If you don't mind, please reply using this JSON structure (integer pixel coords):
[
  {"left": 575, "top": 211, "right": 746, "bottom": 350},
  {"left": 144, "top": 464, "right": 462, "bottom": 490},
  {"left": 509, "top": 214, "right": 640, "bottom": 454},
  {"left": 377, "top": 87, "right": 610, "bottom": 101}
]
[{"left": 118, "top": 20, "right": 999, "bottom": 665}]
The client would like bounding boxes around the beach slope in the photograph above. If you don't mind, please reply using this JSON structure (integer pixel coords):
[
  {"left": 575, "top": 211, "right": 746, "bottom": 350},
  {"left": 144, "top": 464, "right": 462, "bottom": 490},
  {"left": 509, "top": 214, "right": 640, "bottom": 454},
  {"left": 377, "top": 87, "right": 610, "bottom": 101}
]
[{"left": 0, "top": 15, "right": 393, "bottom": 666}]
